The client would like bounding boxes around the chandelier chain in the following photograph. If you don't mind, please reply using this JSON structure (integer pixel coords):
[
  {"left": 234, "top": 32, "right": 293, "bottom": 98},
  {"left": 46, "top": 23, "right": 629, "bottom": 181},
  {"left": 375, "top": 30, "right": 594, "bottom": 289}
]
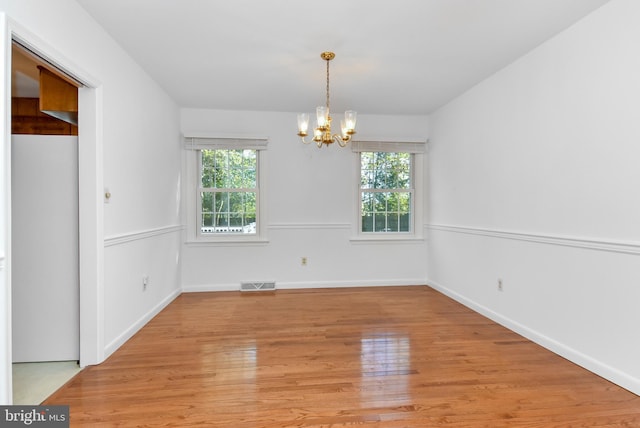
[{"left": 326, "top": 59, "right": 330, "bottom": 110}]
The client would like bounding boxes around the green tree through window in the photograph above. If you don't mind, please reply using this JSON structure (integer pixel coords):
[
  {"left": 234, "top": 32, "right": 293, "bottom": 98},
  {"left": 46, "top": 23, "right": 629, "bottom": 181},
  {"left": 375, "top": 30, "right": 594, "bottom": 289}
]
[
  {"left": 200, "top": 149, "right": 257, "bottom": 233},
  {"left": 360, "top": 151, "right": 412, "bottom": 232}
]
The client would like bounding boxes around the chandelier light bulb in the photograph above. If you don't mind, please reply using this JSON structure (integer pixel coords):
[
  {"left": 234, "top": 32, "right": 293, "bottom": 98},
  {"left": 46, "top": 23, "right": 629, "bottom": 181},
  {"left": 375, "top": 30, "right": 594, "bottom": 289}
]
[
  {"left": 316, "top": 106, "right": 328, "bottom": 128},
  {"left": 297, "top": 113, "right": 310, "bottom": 135},
  {"left": 344, "top": 110, "right": 357, "bottom": 133}
]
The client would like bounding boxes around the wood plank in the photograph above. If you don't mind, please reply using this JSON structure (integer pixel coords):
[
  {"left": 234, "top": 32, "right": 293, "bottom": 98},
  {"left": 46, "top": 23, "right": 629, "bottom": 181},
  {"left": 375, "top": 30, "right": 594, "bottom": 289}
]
[
  {"left": 39, "top": 67, "right": 78, "bottom": 126},
  {"left": 44, "top": 286, "right": 640, "bottom": 426}
]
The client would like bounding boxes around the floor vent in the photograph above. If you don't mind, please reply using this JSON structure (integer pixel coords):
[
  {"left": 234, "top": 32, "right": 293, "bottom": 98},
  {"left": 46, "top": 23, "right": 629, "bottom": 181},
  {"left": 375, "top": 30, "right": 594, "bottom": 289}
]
[{"left": 240, "top": 281, "right": 276, "bottom": 292}]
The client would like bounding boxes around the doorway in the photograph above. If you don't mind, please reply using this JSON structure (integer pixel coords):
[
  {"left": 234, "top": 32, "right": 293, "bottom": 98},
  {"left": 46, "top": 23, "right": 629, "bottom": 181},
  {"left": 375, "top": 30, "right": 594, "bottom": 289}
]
[{"left": 10, "top": 41, "right": 81, "bottom": 403}]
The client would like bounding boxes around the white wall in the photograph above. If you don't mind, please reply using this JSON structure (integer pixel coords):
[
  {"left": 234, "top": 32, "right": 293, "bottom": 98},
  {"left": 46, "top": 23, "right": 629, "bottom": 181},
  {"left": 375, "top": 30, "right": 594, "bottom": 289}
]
[
  {"left": 180, "top": 109, "right": 429, "bottom": 291},
  {"left": 428, "top": 0, "right": 640, "bottom": 394},
  {"left": 0, "top": 0, "right": 182, "bottom": 398}
]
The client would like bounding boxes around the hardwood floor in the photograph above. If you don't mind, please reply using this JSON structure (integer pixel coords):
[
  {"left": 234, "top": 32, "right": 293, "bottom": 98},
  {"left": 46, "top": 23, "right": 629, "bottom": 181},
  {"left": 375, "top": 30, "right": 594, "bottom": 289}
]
[{"left": 45, "top": 286, "right": 640, "bottom": 427}]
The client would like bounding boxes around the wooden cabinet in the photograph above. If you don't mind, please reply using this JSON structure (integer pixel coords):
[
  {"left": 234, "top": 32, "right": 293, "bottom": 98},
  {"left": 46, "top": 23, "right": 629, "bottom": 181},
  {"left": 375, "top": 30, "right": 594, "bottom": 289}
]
[
  {"left": 12, "top": 66, "right": 79, "bottom": 136},
  {"left": 12, "top": 97, "right": 78, "bottom": 135},
  {"left": 38, "top": 66, "right": 78, "bottom": 126}
]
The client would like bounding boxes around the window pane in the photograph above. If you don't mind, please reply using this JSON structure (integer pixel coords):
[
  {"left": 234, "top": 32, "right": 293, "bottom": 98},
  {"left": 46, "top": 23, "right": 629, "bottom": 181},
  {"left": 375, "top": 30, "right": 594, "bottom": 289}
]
[
  {"left": 362, "top": 213, "right": 374, "bottom": 232},
  {"left": 201, "top": 151, "right": 215, "bottom": 188},
  {"left": 202, "top": 214, "right": 213, "bottom": 229},
  {"left": 361, "top": 153, "right": 374, "bottom": 188},
  {"left": 229, "top": 213, "right": 243, "bottom": 228},
  {"left": 387, "top": 213, "right": 399, "bottom": 232},
  {"left": 242, "top": 149, "right": 256, "bottom": 166},
  {"left": 397, "top": 156, "right": 411, "bottom": 188},
  {"left": 225, "top": 151, "right": 240, "bottom": 188},
  {"left": 243, "top": 168, "right": 256, "bottom": 188},
  {"left": 360, "top": 170, "right": 371, "bottom": 189},
  {"left": 214, "top": 191, "right": 228, "bottom": 212},
  {"left": 229, "top": 150, "right": 242, "bottom": 168},
  {"left": 398, "top": 192, "right": 411, "bottom": 214},
  {"left": 374, "top": 192, "right": 388, "bottom": 213},
  {"left": 216, "top": 211, "right": 229, "bottom": 227},
  {"left": 228, "top": 192, "right": 243, "bottom": 212},
  {"left": 201, "top": 192, "right": 213, "bottom": 213},
  {"left": 374, "top": 213, "right": 386, "bottom": 232},
  {"left": 214, "top": 150, "right": 229, "bottom": 188},
  {"left": 244, "top": 192, "right": 256, "bottom": 211},
  {"left": 361, "top": 152, "right": 374, "bottom": 169},
  {"left": 361, "top": 192, "right": 373, "bottom": 212},
  {"left": 400, "top": 212, "right": 410, "bottom": 232}
]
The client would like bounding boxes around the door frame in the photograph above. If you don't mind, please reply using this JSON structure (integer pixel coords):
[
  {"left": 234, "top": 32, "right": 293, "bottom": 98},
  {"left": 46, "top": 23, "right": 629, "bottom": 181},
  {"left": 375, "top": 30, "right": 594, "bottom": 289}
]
[{"left": 1, "top": 14, "right": 105, "bottom": 403}]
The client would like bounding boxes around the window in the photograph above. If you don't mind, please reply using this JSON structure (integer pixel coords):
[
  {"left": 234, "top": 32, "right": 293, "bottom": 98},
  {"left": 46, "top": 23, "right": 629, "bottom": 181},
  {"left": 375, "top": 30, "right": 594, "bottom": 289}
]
[
  {"left": 360, "top": 151, "right": 412, "bottom": 233},
  {"left": 199, "top": 148, "right": 257, "bottom": 235},
  {"left": 352, "top": 140, "right": 425, "bottom": 239},
  {"left": 184, "top": 136, "right": 267, "bottom": 242}
]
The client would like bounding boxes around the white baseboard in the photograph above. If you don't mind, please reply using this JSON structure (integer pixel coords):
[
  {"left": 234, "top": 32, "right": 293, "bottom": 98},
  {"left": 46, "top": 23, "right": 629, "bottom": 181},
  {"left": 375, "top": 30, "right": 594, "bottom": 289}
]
[
  {"left": 182, "top": 278, "right": 427, "bottom": 293},
  {"left": 427, "top": 279, "right": 640, "bottom": 396},
  {"left": 277, "top": 279, "right": 426, "bottom": 290},
  {"left": 103, "top": 289, "right": 181, "bottom": 358}
]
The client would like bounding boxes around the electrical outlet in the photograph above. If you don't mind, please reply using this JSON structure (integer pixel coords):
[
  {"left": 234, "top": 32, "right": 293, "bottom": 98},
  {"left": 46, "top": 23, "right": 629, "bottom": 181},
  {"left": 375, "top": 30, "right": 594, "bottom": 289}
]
[
  {"left": 143, "top": 275, "right": 149, "bottom": 290},
  {"left": 301, "top": 257, "right": 308, "bottom": 266},
  {"left": 497, "top": 278, "right": 503, "bottom": 292}
]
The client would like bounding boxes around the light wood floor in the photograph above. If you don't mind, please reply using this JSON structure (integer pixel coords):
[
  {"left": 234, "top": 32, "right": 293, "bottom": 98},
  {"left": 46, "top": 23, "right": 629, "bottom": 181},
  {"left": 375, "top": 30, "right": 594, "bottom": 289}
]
[{"left": 45, "top": 286, "right": 640, "bottom": 427}]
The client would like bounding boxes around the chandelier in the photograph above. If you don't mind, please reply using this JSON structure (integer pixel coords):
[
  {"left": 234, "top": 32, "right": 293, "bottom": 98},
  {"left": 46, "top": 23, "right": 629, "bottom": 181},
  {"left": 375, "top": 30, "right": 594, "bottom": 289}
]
[{"left": 297, "top": 51, "right": 357, "bottom": 147}]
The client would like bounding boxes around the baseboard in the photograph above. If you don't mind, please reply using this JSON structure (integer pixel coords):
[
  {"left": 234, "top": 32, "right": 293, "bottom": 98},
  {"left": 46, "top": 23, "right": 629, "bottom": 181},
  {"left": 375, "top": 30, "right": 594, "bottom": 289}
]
[
  {"left": 277, "top": 279, "right": 426, "bottom": 290},
  {"left": 427, "top": 279, "right": 640, "bottom": 396},
  {"left": 103, "top": 288, "right": 181, "bottom": 358},
  {"left": 182, "top": 278, "right": 427, "bottom": 293}
]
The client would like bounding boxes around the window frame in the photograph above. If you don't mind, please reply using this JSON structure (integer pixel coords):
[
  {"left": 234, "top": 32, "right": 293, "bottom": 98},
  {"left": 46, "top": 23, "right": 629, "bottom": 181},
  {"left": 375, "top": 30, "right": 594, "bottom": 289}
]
[
  {"left": 184, "top": 136, "right": 268, "bottom": 244},
  {"left": 351, "top": 139, "right": 425, "bottom": 241}
]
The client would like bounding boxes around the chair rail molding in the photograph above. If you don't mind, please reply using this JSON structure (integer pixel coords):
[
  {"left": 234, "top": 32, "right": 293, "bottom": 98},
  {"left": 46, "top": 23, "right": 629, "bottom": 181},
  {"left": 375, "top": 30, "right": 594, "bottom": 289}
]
[
  {"left": 104, "top": 225, "right": 184, "bottom": 247},
  {"left": 427, "top": 224, "right": 640, "bottom": 256}
]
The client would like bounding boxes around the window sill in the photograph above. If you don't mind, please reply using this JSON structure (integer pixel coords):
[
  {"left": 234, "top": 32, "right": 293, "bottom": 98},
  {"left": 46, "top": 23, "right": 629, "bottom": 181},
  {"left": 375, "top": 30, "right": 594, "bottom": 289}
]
[
  {"left": 185, "top": 237, "right": 269, "bottom": 247},
  {"left": 349, "top": 234, "right": 424, "bottom": 244}
]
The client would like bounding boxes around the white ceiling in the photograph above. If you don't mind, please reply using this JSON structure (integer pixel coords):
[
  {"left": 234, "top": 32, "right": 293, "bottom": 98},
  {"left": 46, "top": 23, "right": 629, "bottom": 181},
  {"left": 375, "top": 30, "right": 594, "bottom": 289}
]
[{"left": 75, "top": 0, "right": 609, "bottom": 115}]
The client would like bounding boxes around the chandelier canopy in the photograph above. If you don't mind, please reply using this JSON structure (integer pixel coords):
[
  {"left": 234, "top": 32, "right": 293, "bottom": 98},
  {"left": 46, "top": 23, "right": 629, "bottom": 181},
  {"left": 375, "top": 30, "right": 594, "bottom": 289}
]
[{"left": 297, "top": 52, "right": 357, "bottom": 148}]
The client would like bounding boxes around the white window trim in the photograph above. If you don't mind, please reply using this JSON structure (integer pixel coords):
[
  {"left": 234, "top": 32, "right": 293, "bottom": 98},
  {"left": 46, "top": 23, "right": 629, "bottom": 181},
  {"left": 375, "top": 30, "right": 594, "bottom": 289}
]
[
  {"left": 183, "top": 135, "right": 269, "bottom": 244},
  {"left": 350, "top": 138, "right": 425, "bottom": 242}
]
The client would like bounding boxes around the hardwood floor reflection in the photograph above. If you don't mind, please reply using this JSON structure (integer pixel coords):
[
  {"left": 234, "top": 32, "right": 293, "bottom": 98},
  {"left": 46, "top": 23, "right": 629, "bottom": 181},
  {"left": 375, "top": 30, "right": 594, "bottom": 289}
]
[{"left": 44, "top": 286, "right": 640, "bottom": 426}]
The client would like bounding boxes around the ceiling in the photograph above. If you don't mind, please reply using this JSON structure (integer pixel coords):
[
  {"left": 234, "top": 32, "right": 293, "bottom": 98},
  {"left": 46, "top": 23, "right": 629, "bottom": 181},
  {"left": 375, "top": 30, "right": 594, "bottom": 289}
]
[{"left": 75, "top": 0, "right": 609, "bottom": 115}]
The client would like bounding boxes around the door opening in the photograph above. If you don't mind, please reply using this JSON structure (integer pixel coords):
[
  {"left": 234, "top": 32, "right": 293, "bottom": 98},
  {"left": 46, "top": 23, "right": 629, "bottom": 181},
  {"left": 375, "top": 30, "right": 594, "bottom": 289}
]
[{"left": 10, "top": 40, "right": 81, "bottom": 402}]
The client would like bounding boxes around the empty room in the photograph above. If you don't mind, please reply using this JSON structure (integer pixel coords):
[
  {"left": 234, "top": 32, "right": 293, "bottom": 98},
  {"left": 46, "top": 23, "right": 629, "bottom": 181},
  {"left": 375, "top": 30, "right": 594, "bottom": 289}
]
[{"left": 1, "top": 0, "right": 640, "bottom": 426}]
